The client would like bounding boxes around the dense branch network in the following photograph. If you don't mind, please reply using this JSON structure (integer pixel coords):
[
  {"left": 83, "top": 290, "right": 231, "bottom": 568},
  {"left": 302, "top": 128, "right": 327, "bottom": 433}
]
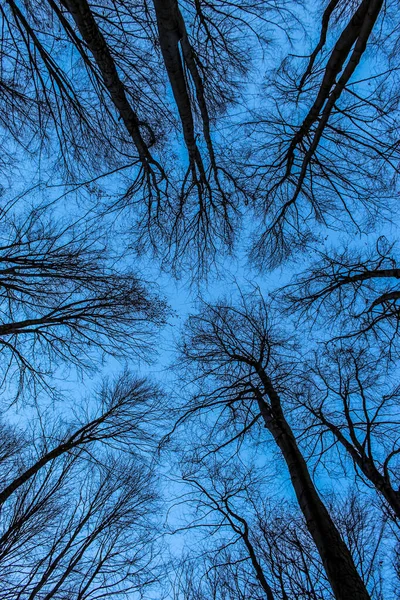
[{"left": 1, "top": 1, "right": 400, "bottom": 598}]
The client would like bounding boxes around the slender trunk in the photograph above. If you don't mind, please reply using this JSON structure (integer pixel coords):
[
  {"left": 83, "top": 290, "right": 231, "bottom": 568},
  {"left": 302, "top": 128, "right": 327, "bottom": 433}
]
[
  {"left": 316, "top": 412, "right": 400, "bottom": 518},
  {"left": 225, "top": 504, "right": 275, "bottom": 600},
  {"left": 0, "top": 413, "right": 108, "bottom": 505},
  {"left": 0, "top": 444, "right": 72, "bottom": 506},
  {"left": 61, "top": 0, "right": 152, "bottom": 161},
  {"left": 358, "top": 457, "right": 400, "bottom": 517}
]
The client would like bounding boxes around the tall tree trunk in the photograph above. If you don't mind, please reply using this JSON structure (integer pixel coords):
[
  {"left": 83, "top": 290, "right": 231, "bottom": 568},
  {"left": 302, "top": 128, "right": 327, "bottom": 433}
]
[
  {"left": 0, "top": 411, "right": 110, "bottom": 506},
  {"left": 253, "top": 368, "right": 371, "bottom": 600},
  {"left": 61, "top": 0, "right": 153, "bottom": 163}
]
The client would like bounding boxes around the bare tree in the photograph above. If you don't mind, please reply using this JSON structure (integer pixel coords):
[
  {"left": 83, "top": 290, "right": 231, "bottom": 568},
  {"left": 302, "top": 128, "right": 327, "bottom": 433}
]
[
  {"left": 0, "top": 200, "right": 167, "bottom": 394},
  {"left": 0, "top": 372, "right": 163, "bottom": 505},
  {"left": 176, "top": 290, "right": 372, "bottom": 599},
  {"left": 277, "top": 236, "right": 400, "bottom": 356},
  {"left": 168, "top": 456, "right": 386, "bottom": 599},
  {"left": 2, "top": 0, "right": 400, "bottom": 272},
  {"left": 0, "top": 453, "right": 160, "bottom": 599},
  {"left": 244, "top": 0, "right": 400, "bottom": 267},
  {"left": 292, "top": 344, "right": 400, "bottom": 521},
  {"left": 180, "top": 470, "right": 277, "bottom": 600},
  {"left": 2, "top": 1, "right": 400, "bottom": 598},
  {"left": 0, "top": 0, "right": 289, "bottom": 272},
  {"left": 0, "top": 374, "right": 164, "bottom": 598}
]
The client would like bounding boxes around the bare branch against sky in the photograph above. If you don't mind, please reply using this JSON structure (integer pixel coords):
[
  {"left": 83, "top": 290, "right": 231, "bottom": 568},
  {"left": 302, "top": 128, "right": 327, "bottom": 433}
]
[{"left": 0, "top": 1, "right": 399, "bottom": 598}]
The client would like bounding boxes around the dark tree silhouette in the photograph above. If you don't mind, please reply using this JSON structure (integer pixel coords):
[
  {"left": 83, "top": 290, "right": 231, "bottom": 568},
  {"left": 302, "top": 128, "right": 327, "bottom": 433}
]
[
  {"left": 1, "top": 1, "right": 400, "bottom": 598},
  {"left": 278, "top": 237, "right": 400, "bottom": 356},
  {"left": 177, "top": 291, "right": 372, "bottom": 600},
  {"left": 0, "top": 372, "right": 163, "bottom": 505},
  {"left": 244, "top": 0, "right": 400, "bottom": 267},
  {"left": 0, "top": 201, "right": 166, "bottom": 393},
  {"left": 0, "top": 374, "right": 163, "bottom": 599},
  {"left": 296, "top": 345, "right": 400, "bottom": 521},
  {"left": 0, "top": 454, "right": 159, "bottom": 599},
  {"left": 0, "top": 0, "right": 286, "bottom": 272},
  {"left": 168, "top": 458, "right": 385, "bottom": 599}
]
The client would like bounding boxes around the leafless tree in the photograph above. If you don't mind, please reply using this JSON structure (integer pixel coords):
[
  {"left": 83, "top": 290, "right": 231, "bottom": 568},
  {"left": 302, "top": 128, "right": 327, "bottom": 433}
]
[
  {"left": 277, "top": 236, "right": 400, "bottom": 357},
  {"left": 243, "top": 0, "right": 400, "bottom": 267},
  {"left": 0, "top": 374, "right": 164, "bottom": 598},
  {"left": 292, "top": 344, "right": 400, "bottom": 522},
  {"left": 2, "top": 1, "right": 400, "bottom": 598},
  {"left": 176, "top": 290, "right": 373, "bottom": 599},
  {"left": 0, "top": 200, "right": 167, "bottom": 395},
  {"left": 0, "top": 371, "right": 163, "bottom": 505},
  {"left": 0, "top": 0, "right": 290, "bottom": 273},
  {"left": 167, "top": 456, "right": 386, "bottom": 599},
  {"left": 180, "top": 468, "right": 277, "bottom": 600},
  {"left": 2, "top": 0, "right": 400, "bottom": 272},
  {"left": 0, "top": 453, "right": 160, "bottom": 599}
]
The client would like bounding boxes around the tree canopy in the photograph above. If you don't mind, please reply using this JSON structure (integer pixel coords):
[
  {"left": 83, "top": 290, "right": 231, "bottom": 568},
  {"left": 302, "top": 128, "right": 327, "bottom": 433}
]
[{"left": 0, "top": 1, "right": 399, "bottom": 598}]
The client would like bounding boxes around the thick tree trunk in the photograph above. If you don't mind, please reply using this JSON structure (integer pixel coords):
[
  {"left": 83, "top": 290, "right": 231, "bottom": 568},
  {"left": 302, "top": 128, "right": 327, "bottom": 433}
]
[
  {"left": 254, "top": 368, "right": 371, "bottom": 600},
  {"left": 152, "top": 0, "right": 210, "bottom": 183},
  {"left": 152, "top": 0, "right": 197, "bottom": 157}
]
